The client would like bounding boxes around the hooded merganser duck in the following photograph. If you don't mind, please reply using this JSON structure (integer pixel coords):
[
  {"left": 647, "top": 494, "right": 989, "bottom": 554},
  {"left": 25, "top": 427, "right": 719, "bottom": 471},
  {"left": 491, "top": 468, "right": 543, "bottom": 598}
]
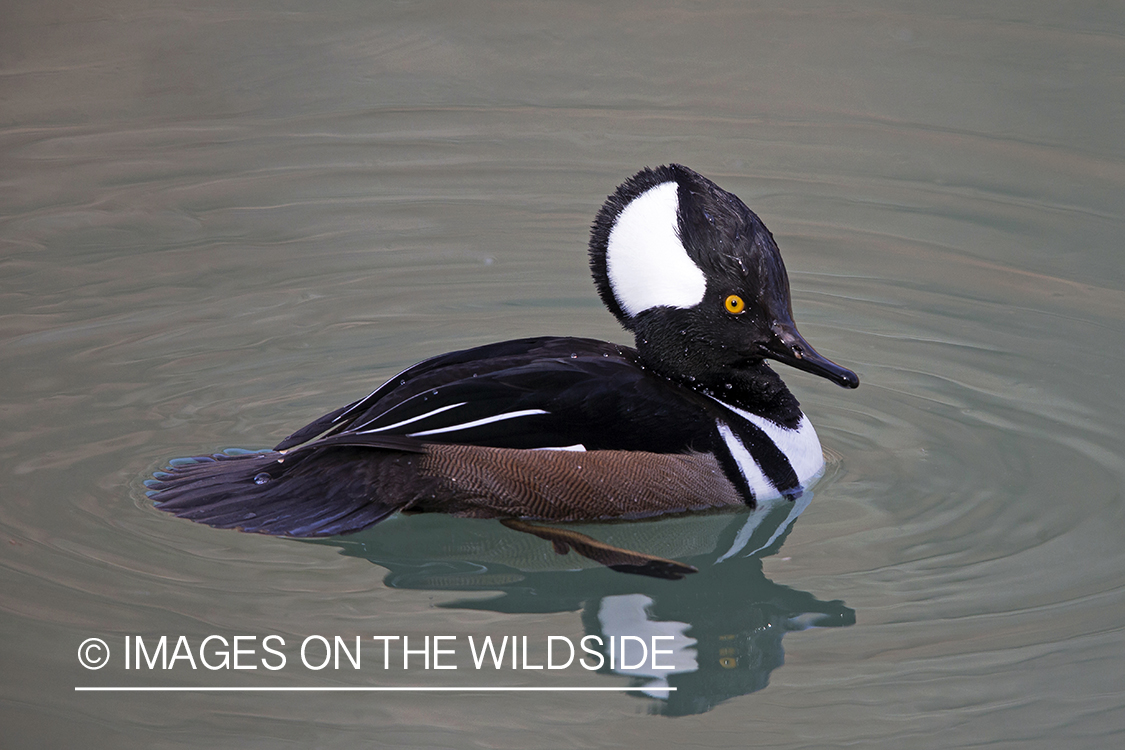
[{"left": 150, "top": 165, "right": 858, "bottom": 575}]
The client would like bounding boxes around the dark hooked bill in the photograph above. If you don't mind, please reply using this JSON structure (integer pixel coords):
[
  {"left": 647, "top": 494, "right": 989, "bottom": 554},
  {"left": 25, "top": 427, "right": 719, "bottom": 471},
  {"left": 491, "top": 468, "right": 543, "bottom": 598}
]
[{"left": 762, "top": 323, "right": 859, "bottom": 389}]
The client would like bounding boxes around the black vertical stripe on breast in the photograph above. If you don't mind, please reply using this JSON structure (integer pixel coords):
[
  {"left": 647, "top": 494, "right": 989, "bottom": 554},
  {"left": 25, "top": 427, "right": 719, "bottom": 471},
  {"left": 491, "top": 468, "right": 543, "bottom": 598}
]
[
  {"left": 710, "top": 436, "right": 759, "bottom": 508},
  {"left": 711, "top": 415, "right": 801, "bottom": 502}
]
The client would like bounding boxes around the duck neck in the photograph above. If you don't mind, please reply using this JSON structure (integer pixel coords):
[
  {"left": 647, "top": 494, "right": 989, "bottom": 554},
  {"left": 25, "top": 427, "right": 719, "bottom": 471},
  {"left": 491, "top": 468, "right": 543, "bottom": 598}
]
[
  {"left": 705, "top": 362, "right": 805, "bottom": 428},
  {"left": 638, "top": 349, "right": 805, "bottom": 428}
]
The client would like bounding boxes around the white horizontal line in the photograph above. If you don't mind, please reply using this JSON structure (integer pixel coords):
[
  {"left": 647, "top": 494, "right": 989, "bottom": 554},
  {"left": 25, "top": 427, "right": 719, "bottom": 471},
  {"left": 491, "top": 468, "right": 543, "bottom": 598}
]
[
  {"left": 406, "top": 408, "right": 548, "bottom": 437},
  {"left": 75, "top": 686, "right": 673, "bottom": 692},
  {"left": 356, "top": 401, "right": 467, "bottom": 433}
]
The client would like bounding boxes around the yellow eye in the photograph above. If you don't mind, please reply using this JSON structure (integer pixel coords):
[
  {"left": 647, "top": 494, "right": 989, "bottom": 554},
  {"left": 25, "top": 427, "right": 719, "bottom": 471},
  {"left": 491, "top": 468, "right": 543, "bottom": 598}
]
[{"left": 724, "top": 294, "right": 745, "bottom": 314}]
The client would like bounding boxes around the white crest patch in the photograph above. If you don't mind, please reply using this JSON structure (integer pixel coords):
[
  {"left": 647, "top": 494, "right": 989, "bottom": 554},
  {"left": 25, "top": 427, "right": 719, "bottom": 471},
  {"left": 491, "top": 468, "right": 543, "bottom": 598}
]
[{"left": 605, "top": 181, "right": 707, "bottom": 318}]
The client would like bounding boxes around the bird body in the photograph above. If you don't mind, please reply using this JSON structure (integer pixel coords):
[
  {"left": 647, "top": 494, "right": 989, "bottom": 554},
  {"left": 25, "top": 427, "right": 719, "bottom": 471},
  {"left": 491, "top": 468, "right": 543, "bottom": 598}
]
[{"left": 150, "top": 165, "right": 858, "bottom": 573}]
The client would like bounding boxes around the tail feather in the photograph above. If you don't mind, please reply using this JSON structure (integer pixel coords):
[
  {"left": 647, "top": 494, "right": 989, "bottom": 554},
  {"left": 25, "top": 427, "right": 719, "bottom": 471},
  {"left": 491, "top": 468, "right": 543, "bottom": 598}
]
[{"left": 149, "top": 446, "right": 429, "bottom": 537}]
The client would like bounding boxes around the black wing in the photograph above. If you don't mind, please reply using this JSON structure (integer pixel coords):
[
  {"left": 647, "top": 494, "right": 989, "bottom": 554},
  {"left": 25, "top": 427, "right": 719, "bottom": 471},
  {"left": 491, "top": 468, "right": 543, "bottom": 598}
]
[{"left": 274, "top": 337, "right": 720, "bottom": 455}]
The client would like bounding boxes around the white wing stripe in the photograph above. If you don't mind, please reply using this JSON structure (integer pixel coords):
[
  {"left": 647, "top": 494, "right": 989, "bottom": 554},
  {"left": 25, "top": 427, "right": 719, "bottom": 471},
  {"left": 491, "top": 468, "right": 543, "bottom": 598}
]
[
  {"left": 407, "top": 409, "right": 549, "bottom": 437},
  {"left": 356, "top": 402, "right": 468, "bottom": 434},
  {"left": 332, "top": 388, "right": 381, "bottom": 424}
]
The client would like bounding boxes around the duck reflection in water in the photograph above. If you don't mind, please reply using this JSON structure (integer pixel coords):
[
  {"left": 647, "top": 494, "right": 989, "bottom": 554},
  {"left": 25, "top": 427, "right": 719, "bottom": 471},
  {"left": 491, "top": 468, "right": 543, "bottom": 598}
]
[
  {"left": 310, "top": 495, "right": 854, "bottom": 717},
  {"left": 149, "top": 165, "right": 857, "bottom": 713}
]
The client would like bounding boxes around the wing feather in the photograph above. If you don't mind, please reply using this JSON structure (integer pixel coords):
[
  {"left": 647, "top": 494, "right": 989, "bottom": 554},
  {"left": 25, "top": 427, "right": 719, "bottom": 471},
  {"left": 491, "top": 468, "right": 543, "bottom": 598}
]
[{"left": 275, "top": 337, "right": 722, "bottom": 454}]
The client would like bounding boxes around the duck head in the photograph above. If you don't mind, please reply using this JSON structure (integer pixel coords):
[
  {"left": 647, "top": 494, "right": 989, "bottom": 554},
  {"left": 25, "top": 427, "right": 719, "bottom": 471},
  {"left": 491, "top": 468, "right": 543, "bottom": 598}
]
[{"left": 589, "top": 164, "right": 859, "bottom": 391}]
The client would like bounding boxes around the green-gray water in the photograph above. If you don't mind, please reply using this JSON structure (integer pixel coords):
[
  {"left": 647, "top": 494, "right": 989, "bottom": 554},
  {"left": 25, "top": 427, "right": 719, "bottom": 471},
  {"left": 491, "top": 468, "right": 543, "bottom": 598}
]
[{"left": 3, "top": 1, "right": 1123, "bottom": 746}]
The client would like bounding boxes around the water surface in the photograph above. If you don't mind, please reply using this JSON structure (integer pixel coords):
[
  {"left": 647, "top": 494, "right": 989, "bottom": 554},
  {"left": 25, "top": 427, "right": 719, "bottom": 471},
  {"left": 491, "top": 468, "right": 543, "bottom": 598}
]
[{"left": 3, "top": 1, "right": 1124, "bottom": 747}]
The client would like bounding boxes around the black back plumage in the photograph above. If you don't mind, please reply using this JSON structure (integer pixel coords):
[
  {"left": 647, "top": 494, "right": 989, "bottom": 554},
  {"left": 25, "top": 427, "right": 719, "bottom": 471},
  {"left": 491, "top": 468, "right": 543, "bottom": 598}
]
[{"left": 278, "top": 337, "right": 723, "bottom": 454}]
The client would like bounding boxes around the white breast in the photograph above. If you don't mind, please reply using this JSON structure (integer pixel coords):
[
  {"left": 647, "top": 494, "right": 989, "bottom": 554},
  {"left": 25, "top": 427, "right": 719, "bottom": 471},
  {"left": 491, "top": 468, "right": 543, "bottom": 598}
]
[{"left": 713, "top": 398, "right": 826, "bottom": 498}]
